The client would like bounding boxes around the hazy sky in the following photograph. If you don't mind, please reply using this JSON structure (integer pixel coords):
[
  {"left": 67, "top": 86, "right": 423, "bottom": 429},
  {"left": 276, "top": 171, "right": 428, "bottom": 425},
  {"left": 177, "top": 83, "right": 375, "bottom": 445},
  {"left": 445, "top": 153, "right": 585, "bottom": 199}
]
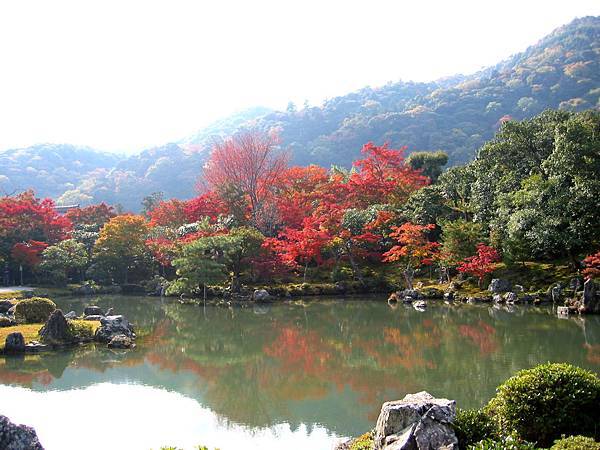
[{"left": 0, "top": 0, "right": 598, "bottom": 153}]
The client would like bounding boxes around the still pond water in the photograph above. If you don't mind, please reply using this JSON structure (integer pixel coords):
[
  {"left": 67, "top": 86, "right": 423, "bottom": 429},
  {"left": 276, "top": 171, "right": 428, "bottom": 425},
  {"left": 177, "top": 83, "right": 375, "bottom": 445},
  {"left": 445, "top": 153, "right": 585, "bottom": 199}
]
[{"left": 0, "top": 295, "right": 599, "bottom": 450}]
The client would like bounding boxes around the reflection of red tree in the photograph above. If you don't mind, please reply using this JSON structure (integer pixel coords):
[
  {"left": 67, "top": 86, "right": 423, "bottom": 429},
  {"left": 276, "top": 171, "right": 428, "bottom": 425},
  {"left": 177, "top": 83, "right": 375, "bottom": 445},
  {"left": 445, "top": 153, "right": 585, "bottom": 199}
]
[
  {"left": 0, "top": 366, "right": 53, "bottom": 386},
  {"left": 584, "top": 344, "right": 600, "bottom": 365},
  {"left": 459, "top": 321, "right": 498, "bottom": 355},
  {"left": 263, "top": 327, "right": 329, "bottom": 374}
]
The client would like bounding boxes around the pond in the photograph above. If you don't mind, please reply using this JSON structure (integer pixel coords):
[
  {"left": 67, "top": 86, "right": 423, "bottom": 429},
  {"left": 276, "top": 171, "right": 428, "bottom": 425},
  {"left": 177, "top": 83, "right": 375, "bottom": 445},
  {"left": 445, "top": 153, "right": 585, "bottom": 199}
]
[{"left": 0, "top": 295, "right": 599, "bottom": 450}]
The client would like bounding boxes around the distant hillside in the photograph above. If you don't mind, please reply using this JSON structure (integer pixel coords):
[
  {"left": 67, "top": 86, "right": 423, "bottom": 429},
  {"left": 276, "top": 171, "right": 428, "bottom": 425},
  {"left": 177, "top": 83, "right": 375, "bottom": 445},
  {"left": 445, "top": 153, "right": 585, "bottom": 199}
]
[
  {"left": 0, "top": 144, "right": 122, "bottom": 199},
  {"left": 2, "top": 16, "right": 599, "bottom": 211}
]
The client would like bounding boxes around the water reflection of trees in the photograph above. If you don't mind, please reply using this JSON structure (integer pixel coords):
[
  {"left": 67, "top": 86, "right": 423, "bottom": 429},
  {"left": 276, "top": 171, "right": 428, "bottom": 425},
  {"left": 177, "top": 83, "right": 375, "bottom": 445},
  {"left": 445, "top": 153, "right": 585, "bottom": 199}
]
[{"left": 0, "top": 299, "right": 598, "bottom": 436}]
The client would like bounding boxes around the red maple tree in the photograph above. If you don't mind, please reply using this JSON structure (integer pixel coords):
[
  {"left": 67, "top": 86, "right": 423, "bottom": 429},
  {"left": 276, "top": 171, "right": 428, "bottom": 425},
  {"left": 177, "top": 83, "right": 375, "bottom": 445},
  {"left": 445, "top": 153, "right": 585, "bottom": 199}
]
[{"left": 457, "top": 243, "right": 500, "bottom": 287}]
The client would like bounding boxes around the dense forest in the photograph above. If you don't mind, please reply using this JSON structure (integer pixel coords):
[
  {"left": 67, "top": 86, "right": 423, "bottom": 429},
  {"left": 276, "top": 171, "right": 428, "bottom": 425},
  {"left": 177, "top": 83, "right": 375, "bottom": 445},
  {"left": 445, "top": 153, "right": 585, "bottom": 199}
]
[
  {"left": 1, "top": 110, "right": 599, "bottom": 305},
  {"left": 0, "top": 16, "right": 598, "bottom": 211}
]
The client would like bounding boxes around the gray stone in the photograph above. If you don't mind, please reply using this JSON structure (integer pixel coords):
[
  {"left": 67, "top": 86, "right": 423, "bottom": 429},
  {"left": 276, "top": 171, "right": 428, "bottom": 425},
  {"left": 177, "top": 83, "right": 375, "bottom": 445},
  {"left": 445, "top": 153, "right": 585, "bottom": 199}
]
[
  {"left": 39, "top": 310, "right": 72, "bottom": 344},
  {"left": 443, "top": 292, "right": 454, "bottom": 302},
  {"left": 84, "top": 305, "right": 103, "bottom": 316},
  {"left": 514, "top": 285, "right": 524, "bottom": 293},
  {"left": 557, "top": 306, "right": 569, "bottom": 316},
  {"left": 25, "top": 341, "right": 49, "bottom": 352},
  {"left": 84, "top": 315, "right": 103, "bottom": 321},
  {"left": 105, "top": 307, "right": 114, "bottom": 316},
  {"left": 551, "top": 285, "right": 562, "bottom": 303},
  {"left": 492, "top": 294, "right": 504, "bottom": 304},
  {"left": 4, "top": 332, "right": 25, "bottom": 353},
  {"left": 581, "top": 279, "right": 598, "bottom": 314},
  {"left": 488, "top": 279, "right": 512, "bottom": 293},
  {"left": 0, "top": 415, "right": 44, "bottom": 450},
  {"left": 504, "top": 292, "right": 519, "bottom": 304},
  {"left": 374, "top": 391, "right": 457, "bottom": 450},
  {"left": 64, "top": 311, "right": 78, "bottom": 320},
  {"left": 107, "top": 334, "right": 135, "bottom": 349},
  {"left": 252, "top": 289, "right": 271, "bottom": 302},
  {"left": 0, "top": 300, "right": 13, "bottom": 313},
  {"left": 95, "top": 315, "right": 135, "bottom": 343}
]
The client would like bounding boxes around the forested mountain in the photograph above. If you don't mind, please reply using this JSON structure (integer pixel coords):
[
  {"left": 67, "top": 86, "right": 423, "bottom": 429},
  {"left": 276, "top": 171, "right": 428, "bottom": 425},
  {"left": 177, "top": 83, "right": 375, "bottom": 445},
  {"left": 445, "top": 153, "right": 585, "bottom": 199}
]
[
  {"left": 1, "top": 16, "right": 598, "bottom": 211},
  {"left": 0, "top": 144, "right": 122, "bottom": 198}
]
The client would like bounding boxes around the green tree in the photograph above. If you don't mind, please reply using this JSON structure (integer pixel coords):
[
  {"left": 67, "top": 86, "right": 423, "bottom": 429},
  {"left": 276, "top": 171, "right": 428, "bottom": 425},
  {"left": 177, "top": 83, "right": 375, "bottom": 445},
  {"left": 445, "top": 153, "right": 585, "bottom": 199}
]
[
  {"left": 405, "top": 150, "right": 448, "bottom": 182},
  {"left": 39, "top": 239, "right": 89, "bottom": 285},
  {"left": 439, "top": 219, "right": 484, "bottom": 271}
]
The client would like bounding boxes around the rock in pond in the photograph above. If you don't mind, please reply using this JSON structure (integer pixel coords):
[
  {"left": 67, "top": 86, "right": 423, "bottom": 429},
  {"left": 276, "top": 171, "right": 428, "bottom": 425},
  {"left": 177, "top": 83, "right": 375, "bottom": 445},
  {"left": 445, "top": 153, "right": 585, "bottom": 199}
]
[
  {"left": 581, "top": 279, "right": 599, "bottom": 314},
  {"left": 84, "top": 305, "right": 103, "bottom": 316},
  {"left": 252, "top": 289, "right": 271, "bottom": 302},
  {"left": 0, "top": 415, "right": 44, "bottom": 450},
  {"left": 488, "top": 279, "right": 512, "bottom": 293},
  {"left": 504, "top": 292, "right": 519, "bottom": 304},
  {"left": 39, "top": 310, "right": 72, "bottom": 344},
  {"left": 84, "top": 315, "right": 104, "bottom": 321},
  {"left": 108, "top": 334, "right": 135, "bottom": 349},
  {"left": 374, "top": 391, "right": 457, "bottom": 450},
  {"left": 413, "top": 301, "right": 427, "bottom": 310},
  {"left": 95, "top": 315, "right": 135, "bottom": 343},
  {"left": 4, "top": 332, "right": 25, "bottom": 353}
]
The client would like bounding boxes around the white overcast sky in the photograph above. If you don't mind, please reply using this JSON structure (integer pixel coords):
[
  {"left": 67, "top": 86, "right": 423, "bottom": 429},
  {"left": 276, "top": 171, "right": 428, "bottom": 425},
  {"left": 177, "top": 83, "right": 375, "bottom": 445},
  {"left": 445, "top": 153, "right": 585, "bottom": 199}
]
[{"left": 0, "top": 0, "right": 598, "bottom": 154}]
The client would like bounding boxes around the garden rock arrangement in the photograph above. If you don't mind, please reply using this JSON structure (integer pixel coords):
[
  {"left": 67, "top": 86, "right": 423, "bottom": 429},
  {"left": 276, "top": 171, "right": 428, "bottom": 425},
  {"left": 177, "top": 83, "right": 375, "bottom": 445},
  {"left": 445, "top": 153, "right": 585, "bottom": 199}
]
[
  {"left": 94, "top": 315, "right": 136, "bottom": 348},
  {"left": 39, "top": 310, "right": 72, "bottom": 344},
  {"left": 0, "top": 415, "right": 44, "bottom": 450}
]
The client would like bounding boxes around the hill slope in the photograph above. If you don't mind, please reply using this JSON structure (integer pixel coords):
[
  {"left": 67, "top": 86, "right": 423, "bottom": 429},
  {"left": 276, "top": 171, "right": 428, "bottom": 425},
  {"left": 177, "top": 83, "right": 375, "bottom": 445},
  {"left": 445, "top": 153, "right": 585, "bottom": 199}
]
[{"left": 2, "top": 16, "right": 599, "bottom": 210}]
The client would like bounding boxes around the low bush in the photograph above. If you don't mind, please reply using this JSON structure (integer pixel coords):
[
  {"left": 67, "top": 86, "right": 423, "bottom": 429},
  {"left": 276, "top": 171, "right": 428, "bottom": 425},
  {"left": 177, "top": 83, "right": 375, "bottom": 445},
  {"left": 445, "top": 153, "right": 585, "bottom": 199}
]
[
  {"left": 350, "top": 431, "right": 373, "bottom": 450},
  {"left": 550, "top": 435, "right": 600, "bottom": 450},
  {"left": 453, "top": 408, "right": 497, "bottom": 448},
  {"left": 486, "top": 363, "right": 600, "bottom": 447},
  {"left": 14, "top": 297, "right": 57, "bottom": 323}
]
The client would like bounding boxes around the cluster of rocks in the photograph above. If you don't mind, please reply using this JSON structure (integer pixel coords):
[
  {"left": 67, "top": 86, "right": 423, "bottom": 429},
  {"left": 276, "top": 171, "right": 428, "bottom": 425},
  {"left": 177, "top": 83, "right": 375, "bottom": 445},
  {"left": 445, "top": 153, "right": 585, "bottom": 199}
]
[
  {"left": 337, "top": 392, "right": 458, "bottom": 450},
  {"left": 2, "top": 304, "right": 136, "bottom": 354},
  {"left": 0, "top": 415, "right": 44, "bottom": 450}
]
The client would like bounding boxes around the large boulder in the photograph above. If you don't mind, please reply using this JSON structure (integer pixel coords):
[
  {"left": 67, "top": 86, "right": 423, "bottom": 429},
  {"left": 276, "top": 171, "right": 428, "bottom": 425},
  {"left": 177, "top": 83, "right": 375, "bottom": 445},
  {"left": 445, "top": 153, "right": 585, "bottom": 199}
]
[
  {"left": 581, "top": 279, "right": 599, "bottom": 314},
  {"left": 0, "top": 300, "right": 13, "bottom": 314},
  {"left": 374, "top": 391, "right": 457, "bottom": 450},
  {"left": 488, "top": 279, "right": 512, "bottom": 293},
  {"left": 39, "top": 310, "right": 72, "bottom": 345},
  {"left": 83, "top": 305, "right": 103, "bottom": 316},
  {"left": 4, "top": 332, "right": 26, "bottom": 353},
  {"left": 252, "top": 289, "right": 271, "bottom": 302},
  {"left": 0, "top": 316, "right": 14, "bottom": 327},
  {"left": 95, "top": 315, "right": 135, "bottom": 343},
  {"left": 0, "top": 415, "right": 44, "bottom": 450}
]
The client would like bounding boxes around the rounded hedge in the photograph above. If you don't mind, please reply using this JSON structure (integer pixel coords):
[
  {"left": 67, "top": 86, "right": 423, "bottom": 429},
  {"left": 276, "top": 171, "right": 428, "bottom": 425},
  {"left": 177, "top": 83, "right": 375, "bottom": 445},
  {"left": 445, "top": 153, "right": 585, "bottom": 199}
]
[
  {"left": 14, "top": 297, "right": 56, "bottom": 323},
  {"left": 453, "top": 408, "right": 498, "bottom": 448},
  {"left": 486, "top": 363, "right": 600, "bottom": 447},
  {"left": 550, "top": 435, "right": 600, "bottom": 450}
]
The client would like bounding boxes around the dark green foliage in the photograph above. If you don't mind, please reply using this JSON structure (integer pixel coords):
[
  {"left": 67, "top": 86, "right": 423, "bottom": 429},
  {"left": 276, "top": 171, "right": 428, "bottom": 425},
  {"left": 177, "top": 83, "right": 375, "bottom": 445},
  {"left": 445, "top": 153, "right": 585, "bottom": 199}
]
[
  {"left": 405, "top": 151, "right": 448, "bottom": 182},
  {"left": 14, "top": 297, "right": 57, "bottom": 323},
  {"left": 486, "top": 363, "right": 600, "bottom": 447},
  {"left": 453, "top": 408, "right": 498, "bottom": 448},
  {"left": 550, "top": 435, "right": 600, "bottom": 450}
]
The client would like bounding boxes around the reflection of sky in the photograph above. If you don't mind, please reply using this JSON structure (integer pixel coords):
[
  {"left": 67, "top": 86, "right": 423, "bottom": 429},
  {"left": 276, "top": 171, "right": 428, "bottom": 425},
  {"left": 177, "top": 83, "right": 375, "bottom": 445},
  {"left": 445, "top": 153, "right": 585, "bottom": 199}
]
[{"left": 0, "top": 383, "right": 341, "bottom": 450}]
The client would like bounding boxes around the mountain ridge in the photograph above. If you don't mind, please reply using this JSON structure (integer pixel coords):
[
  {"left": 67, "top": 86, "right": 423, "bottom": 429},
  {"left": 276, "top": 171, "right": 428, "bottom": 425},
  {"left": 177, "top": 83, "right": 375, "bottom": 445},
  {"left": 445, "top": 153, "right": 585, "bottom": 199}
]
[{"left": 1, "top": 16, "right": 598, "bottom": 210}]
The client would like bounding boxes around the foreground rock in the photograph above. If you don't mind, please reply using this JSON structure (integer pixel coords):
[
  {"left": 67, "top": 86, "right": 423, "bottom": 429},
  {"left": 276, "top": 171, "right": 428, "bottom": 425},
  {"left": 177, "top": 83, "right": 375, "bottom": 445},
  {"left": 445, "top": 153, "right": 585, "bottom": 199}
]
[
  {"left": 0, "top": 415, "right": 44, "bottom": 450},
  {"left": 374, "top": 391, "right": 457, "bottom": 450},
  {"left": 39, "top": 310, "right": 72, "bottom": 345},
  {"left": 95, "top": 315, "right": 135, "bottom": 343},
  {"left": 488, "top": 279, "right": 512, "bottom": 293}
]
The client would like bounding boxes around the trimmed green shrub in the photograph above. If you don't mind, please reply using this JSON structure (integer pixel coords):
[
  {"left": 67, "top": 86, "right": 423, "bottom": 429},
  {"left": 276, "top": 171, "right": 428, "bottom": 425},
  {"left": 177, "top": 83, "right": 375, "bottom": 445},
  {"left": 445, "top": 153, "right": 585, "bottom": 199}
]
[
  {"left": 453, "top": 408, "right": 498, "bottom": 448},
  {"left": 486, "top": 363, "right": 600, "bottom": 447},
  {"left": 14, "top": 297, "right": 57, "bottom": 323},
  {"left": 550, "top": 435, "right": 600, "bottom": 450},
  {"left": 468, "top": 435, "right": 537, "bottom": 450}
]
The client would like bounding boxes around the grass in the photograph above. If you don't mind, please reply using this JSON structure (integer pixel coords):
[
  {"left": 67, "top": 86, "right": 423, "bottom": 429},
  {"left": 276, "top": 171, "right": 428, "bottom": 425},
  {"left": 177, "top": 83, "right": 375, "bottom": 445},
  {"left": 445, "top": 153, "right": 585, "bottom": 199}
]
[
  {"left": 0, "top": 320, "right": 101, "bottom": 351},
  {"left": 0, "top": 292, "right": 25, "bottom": 300},
  {"left": 0, "top": 324, "right": 44, "bottom": 351}
]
